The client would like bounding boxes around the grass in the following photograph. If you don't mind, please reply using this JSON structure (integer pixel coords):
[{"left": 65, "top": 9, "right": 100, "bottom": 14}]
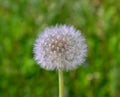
[{"left": 0, "top": 0, "right": 120, "bottom": 97}]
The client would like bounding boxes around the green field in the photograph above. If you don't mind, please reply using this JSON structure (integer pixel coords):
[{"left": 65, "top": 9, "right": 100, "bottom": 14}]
[{"left": 0, "top": 0, "right": 120, "bottom": 97}]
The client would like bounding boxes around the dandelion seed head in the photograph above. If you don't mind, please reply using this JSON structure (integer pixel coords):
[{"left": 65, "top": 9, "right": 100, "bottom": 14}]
[{"left": 33, "top": 25, "right": 87, "bottom": 70}]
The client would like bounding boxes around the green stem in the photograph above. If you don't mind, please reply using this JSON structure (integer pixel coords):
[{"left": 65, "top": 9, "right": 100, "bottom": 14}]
[{"left": 58, "top": 69, "right": 64, "bottom": 97}]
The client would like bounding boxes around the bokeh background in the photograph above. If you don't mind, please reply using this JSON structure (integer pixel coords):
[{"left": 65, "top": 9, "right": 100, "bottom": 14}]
[{"left": 0, "top": 0, "right": 120, "bottom": 97}]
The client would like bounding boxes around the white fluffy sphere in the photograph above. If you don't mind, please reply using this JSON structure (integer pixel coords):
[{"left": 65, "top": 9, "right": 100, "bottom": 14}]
[{"left": 33, "top": 25, "right": 87, "bottom": 71}]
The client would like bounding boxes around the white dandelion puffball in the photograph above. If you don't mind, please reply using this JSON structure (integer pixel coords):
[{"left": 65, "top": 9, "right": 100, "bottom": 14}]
[{"left": 33, "top": 25, "right": 87, "bottom": 71}]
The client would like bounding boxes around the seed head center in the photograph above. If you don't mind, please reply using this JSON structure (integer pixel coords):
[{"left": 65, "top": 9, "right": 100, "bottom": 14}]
[{"left": 50, "top": 38, "right": 66, "bottom": 54}]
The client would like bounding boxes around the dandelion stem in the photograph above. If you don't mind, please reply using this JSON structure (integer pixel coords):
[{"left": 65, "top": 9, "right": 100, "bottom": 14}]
[{"left": 59, "top": 69, "right": 64, "bottom": 97}]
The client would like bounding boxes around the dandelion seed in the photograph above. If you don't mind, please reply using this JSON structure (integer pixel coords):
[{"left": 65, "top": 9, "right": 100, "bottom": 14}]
[{"left": 33, "top": 25, "right": 87, "bottom": 71}]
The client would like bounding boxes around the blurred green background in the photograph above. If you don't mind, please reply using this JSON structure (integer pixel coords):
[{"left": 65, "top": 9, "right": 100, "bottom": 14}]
[{"left": 0, "top": 0, "right": 120, "bottom": 97}]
